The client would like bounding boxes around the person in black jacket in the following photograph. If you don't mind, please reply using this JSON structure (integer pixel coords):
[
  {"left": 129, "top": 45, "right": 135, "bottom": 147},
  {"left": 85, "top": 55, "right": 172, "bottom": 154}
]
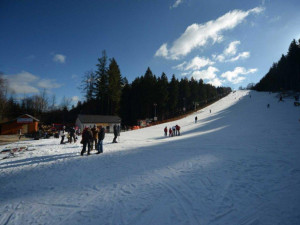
[
  {"left": 81, "top": 127, "right": 93, "bottom": 156},
  {"left": 96, "top": 126, "right": 105, "bottom": 154},
  {"left": 112, "top": 124, "right": 118, "bottom": 143},
  {"left": 69, "top": 127, "right": 76, "bottom": 143}
]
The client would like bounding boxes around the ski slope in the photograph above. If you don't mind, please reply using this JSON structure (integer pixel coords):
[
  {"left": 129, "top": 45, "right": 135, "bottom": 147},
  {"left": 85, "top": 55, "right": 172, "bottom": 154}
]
[{"left": 1, "top": 90, "right": 300, "bottom": 225}]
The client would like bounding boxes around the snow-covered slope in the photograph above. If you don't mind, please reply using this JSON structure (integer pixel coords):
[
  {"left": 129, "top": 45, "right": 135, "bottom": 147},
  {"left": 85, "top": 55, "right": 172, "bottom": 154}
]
[{"left": 1, "top": 90, "right": 300, "bottom": 225}]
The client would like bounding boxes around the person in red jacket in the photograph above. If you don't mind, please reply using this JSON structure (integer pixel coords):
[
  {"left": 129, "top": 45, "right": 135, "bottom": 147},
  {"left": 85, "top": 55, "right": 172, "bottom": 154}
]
[
  {"left": 164, "top": 126, "right": 168, "bottom": 136},
  {"left": 175, "top": 125, "right": 181, "bottom": 136},
  {"left": 169, "top": 127, "right": 173, "bottom": 137}
]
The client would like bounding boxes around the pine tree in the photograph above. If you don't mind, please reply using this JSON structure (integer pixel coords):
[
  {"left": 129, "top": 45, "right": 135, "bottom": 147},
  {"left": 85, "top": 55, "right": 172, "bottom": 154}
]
[
  {"left": 168, "top": 75, "right": 179, "bottom": 114},
  {"left": 107, "top": 58, "right": 122, "bottom": 115},
  {"left": 156, "top": 72, "right": 169, "bottom": 119},
  {"left": 95, "top": 50, "right": 108, "bottom": 114},
  {"left": 80, "top": 70, "right": 96, "bottom": 101}
]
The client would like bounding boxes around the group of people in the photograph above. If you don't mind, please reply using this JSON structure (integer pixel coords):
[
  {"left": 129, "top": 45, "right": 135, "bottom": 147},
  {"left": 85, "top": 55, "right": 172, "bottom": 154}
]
[
  {"left": 60, "top": 126, "right": 80, "bottom": 144},
  {"left": 80, "top": 125, "right": 106, "bottom": 156},
  {"left": 58, "top": 124, "right": 121, "bottom": 156},
  {"left": 164, "top": 125, "right": 181, "bottom": 137}
]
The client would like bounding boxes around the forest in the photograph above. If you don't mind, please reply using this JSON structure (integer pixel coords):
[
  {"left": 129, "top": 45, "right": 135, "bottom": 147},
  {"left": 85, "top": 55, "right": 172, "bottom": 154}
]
[
  {"left": 0, "top": 50, "right": 231, "bottom": 126},
  {"left": 254, "top": 39, "right": 300, "bottom": 92}
]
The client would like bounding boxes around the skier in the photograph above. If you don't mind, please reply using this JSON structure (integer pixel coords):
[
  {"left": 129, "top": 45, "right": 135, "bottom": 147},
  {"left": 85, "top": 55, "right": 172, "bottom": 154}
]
[
  {"left": 96, "top": 126, "right": 105, "bottom": 154},
  {"left": 81, "top": 127, "right": 93, "bottom": 156},
  {"left": 112, "top": 124, "right": 118, "bottom": 143},
  {"left": 91, "top": 125, "right": 98, "bottom": 150},
  {"left": 164, "top": 126, "right": 168, "bottom": 136},
  {"left": 60, "top": 126, "right": 66, "bottom": 144},
  {"left": 195, "top": 116, "right": 198, "bottom": 123}
]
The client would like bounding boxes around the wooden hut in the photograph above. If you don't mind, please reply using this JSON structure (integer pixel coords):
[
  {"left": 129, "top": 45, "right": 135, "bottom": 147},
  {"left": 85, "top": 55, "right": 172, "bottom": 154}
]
[{"left": 0, "top": 114, "right": 39, "bottom": 135}]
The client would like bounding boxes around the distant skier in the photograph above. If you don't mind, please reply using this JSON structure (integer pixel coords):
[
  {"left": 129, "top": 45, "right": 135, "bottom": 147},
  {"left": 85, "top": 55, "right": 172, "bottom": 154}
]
[
  {"left": 81, "top": 127, "right": 93, "bottom": 156},
  {"left": 164, "top": 126, "right": 168, "bottom": 136},
  {"left": 195, "top": 116, "right": 198, "bottom": 123},
  {"left": 96, "top": 126, "right": 105, "bottom": 154},
  {"left": 172, "top": 126, "right": 176, "bottom": 136}
]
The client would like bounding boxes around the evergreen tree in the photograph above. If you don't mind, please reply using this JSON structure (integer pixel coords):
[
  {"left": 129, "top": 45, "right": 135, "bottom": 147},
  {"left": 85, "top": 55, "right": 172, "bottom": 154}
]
[
  {"left": 95, "top": 50, "right": 108, "bottom": 114},
  {"left": 168, "top": 75, "right": 179, "bottom": 114},
  {"left": 156, "top": 72, "right": 169, "bottom": 119},
  {"left": 107, "top": 58, "right": 122, "bottom": 115},
  {"left": 80, "top": 70, "right": 96, "bottom": 101},
  {"left": 254, "top": 39, "right": 300, "bottom": 92}
]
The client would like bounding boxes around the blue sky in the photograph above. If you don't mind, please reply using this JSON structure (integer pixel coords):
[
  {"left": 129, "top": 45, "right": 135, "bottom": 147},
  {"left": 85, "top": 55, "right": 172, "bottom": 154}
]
[{"left": 1, "top": 0, "right": 300, "bottom": 106}]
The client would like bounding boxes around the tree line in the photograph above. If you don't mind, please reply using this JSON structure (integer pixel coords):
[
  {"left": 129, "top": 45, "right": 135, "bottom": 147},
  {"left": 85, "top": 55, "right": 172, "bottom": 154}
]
[
  {"left": 0, "top": 50, "right": 231, "bottom": 126},
  {"left": 254, "top": 39, "right": 300, "bottom": 92},
  {"left": 80, "top": 51, "right": 231, "bottom": 125}
]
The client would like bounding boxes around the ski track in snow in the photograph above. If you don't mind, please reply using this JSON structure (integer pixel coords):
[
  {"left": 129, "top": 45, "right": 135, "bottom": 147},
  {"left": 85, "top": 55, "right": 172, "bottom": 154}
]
[{"left": 1, "top": 90, "right": 300, "bottom": 225}]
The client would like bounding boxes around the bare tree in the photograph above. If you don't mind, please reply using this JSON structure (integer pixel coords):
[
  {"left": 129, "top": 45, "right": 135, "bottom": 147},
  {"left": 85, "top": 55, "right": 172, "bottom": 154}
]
[{"left": 60, "top": 96, "right": 72, "bottom": 110}]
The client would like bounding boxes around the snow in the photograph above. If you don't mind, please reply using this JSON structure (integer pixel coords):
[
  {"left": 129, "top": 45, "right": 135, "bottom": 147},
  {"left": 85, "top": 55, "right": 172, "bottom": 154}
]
[{"left": 1, "top": 90, "right": 300, "bottom": 225}]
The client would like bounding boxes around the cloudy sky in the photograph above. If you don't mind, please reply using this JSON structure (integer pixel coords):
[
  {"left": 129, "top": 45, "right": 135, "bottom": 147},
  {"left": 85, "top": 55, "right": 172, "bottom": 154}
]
[{"left": 1, "top": 0, "right": 299, "bottom": 105}]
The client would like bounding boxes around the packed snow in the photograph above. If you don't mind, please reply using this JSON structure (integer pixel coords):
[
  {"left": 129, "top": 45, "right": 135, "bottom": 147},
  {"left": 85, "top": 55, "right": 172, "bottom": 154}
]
[{"left": 1, "top": 90, "right": 300, "bottom": 225}]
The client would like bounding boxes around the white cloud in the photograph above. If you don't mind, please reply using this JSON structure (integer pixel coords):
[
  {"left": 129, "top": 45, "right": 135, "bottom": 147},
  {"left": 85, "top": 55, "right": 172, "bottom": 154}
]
[
  {"left": 191, "top": 66, "right": 219, "bottom": 80},
  {"left": 171, "top": 0, "right": 183, "bottom": 9},
  {"left": 4, "top": 71, "right": 39, "bottom": 94},
  {"left": 155, "top": 6, "right": 264, "bottom": 60},
  {"left": 155, "top": 43, "right": 169, "bottom": 58},
  {"left": 208, "top": 78, "right": 223, "bottom": 87},
  {"left": 173, "top": 61, "right": 187, "bottom": 70},
  {"left": 53, "top": 54, "right": 66, "bottom": 63},
  {"left": 71, "top": 96, "right": 79, "bottom": 102},
  {"left": 3, "top": 71, "right": 62, "bottom": 94},
  {"left": 37, "top": 79, "right": 62, "bottom": 89},
  {"left": 174, "top": 56, "right": 215, "bottom": 71},
  {"left": 213, "top": 41, "right": 250, "bottom": 62},
  {"left": 221, "top": 67, "right": 257, "bottom": 84},
  {"left": 185, "top": 56, "right": 215, "bottom": 71},
  {"left": 224, "top": 41, "right": 240, "bottom": 56},
  {"left": 228, "top": 51, "right": 250, "bottom": 62}
]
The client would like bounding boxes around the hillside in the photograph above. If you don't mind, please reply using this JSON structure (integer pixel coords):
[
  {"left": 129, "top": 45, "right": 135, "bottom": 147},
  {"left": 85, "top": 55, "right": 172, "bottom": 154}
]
[{"left": 1, "top": 90, "right": 299, "bottom": 225}]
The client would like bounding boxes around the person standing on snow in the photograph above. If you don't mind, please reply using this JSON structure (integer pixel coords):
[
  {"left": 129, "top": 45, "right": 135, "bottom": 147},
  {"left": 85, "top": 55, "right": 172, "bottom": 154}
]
[
  {"left": 97, "top": 126, "right": 105, "bottom": 154},
  {"left": 164, "top": 126, "right": 168, "bottom": 136},
  {"left": 172, "top": 126, "right": 176, "bottom": 136},
  {"left": 195, "top": 116, "right": 198, "bottom": 123},
  {"left": 60, "top": 126, "right": 66, "bottom": 144},
  {"left": 169, "top": 127, "right": 173, "bottom": 137},
  {"left": 69, "top": 127, "right": 76, "bottom": 143},
  {"left": 81, "top": 127, "right": 93, "bottom": 156},
  {"left": 175, "top": 125, "right": 180, "bottom": 136},
  {"left": 112, "top": 124, "right": 118, "bottom": 143},
  {"left": 91, "top": 125, "right": 98, "bottom": 150}
]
